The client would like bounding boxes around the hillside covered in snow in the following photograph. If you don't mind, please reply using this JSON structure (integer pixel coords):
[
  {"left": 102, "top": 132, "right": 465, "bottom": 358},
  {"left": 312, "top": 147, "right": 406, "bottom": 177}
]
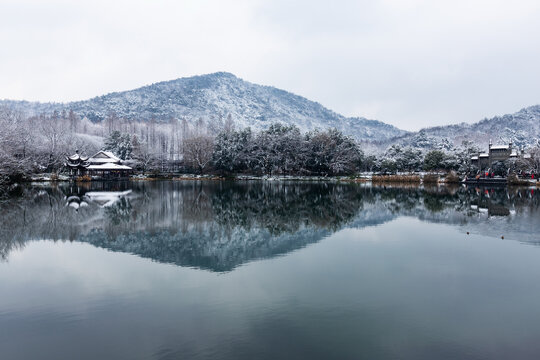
[
  {"left": 0, "top": 72, "right": 406, "bottom": 142},
  {"left": 2, "top": 72, "right": 539, "bottom": 149},
  {"left": 387, "top": 105, "right": 540, "bottom": 151}
]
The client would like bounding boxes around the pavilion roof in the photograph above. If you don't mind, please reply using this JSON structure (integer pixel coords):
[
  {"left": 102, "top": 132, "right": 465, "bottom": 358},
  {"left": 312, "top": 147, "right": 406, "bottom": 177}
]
[
  {"left": 89, "top": 151, "right": 122, "bottom": 163},
  {"left": 67, "top": 153, "right": 89, "bottom": 161},
  {"left": 66, "top": 162, "right": 89, "bottom": 168},
  {"left": 87, "top": 163, "right": 132, "bottom": 170}
]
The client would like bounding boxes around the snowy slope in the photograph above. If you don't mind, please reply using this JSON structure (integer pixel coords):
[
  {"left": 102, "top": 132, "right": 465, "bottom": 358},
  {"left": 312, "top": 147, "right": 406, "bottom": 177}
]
[
  {"left": 3, "top": 72, "right": 538, "bottom": 147},
  {"left": 0, "top": 72, "right": 406, "bottom": 142},
  {"left": 387, "top": 105, "right": 540, "bottom": 150}
]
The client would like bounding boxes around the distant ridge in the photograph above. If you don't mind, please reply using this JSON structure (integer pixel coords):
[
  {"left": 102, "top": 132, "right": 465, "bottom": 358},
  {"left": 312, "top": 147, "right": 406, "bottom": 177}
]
[{"left": 387, "top": 105, "right": 540, "bottom": 150}]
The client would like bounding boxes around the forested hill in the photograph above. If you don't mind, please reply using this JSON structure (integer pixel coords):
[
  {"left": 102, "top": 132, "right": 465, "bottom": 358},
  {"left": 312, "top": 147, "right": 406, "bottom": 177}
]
[
  {"left": 386, "top": 105, "right": 540, "bottom": 151},
  {"left": 2, "top": 72, "right": 538, "bottom": 149},
  {"left": 0, "top": 72, "right": 406, "bottom": 142}
]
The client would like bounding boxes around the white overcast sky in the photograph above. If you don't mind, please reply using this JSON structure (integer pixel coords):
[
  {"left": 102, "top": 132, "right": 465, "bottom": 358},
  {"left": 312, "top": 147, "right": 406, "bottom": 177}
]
[{"left": 0, "top": 0, "right": 539, "bottom": 130}]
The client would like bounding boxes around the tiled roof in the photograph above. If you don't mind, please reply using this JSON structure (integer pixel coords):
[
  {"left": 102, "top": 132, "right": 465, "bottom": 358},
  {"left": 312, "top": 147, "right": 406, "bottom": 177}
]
[{"left": 87, "top": 163, "right": 132, "bottom": 170}]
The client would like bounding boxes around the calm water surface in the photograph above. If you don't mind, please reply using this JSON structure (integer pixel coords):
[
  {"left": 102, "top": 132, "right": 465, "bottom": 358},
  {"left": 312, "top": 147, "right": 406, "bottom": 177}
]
[{"left": 1, "top": 181, "right": 540, "bottom": 360}]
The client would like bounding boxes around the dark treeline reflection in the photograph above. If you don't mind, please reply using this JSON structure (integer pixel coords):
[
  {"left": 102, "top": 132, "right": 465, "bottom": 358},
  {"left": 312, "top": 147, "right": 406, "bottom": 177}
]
[{"left": 1, "top": 181, "right": 539, "bottom": 271}]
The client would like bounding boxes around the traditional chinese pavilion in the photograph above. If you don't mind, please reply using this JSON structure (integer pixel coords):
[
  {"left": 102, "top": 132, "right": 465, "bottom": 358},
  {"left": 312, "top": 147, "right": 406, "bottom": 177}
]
[
  {"left": 65, "top": 150, "right": 133, "bottom": 178},
  {"left": 65, "top": 150, "right": 90, "bottom": 176}
]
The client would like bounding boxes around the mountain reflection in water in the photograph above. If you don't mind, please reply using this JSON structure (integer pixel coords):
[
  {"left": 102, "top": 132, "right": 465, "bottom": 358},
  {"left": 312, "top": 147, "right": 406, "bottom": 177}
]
[{"left": 1, "top": 181, "right": 538, "bottom": 271}]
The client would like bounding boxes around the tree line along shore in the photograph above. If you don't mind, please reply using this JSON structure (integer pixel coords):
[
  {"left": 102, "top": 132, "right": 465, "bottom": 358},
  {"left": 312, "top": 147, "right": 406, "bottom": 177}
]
[{"left": 1, "top": 107, "right": 539, "bottom": 197}]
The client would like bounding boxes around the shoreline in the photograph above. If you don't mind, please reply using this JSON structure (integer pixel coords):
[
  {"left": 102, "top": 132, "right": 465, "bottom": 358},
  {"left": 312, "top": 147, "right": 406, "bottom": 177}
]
[{"left": 22, "top": 173, "right": 540, "bottom": 187}]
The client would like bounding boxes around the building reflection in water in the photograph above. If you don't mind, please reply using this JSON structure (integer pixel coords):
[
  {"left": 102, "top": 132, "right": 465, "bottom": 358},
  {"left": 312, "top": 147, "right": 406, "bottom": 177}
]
[{"left": 1, "top": 181, "right": 538, "bottom": 270}]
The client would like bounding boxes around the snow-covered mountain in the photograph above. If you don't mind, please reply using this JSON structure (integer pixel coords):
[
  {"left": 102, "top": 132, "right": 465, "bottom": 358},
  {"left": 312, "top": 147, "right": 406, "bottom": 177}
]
[
  {"left": 388, "top": 105, "right": 540, "bottom": 150},
  {"left": 0, "top": 72, "right": 406, "bottom": 142},
  {"left": 2, "top": 72, "right": 538, "bottom": 147}
]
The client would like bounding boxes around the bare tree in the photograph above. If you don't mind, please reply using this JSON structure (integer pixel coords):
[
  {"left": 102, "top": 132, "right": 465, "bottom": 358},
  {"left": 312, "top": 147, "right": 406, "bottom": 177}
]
[
  {"left": 39, "top": 113, "right": 67, "bottom": 171},
  {"left": 68, "top": 109, "right": 78, "bottom": 134},
  {"left": 105, "top": 111, "right": 119, "bottom": 133},
  {"left": 529, "top": 147, "right": 540, "bottom": 175},
  {"left": 183, "top": 135, "right": 214, "bottom": 173},
  {"left": 0, "top": 108, "right": 32, "bottom": 185}
]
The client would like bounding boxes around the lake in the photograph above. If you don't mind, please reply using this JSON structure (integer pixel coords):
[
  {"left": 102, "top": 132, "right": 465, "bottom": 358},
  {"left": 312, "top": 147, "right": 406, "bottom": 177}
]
[{"left": 1, "top": 181, "right": 540, "bottom": 360}]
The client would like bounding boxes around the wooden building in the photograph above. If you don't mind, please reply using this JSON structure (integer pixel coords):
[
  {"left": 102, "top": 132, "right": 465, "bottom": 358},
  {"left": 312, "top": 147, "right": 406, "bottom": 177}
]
[
  {"left": 65, "top": 150, "right": 90, "bottom": 176},
  {"left": 470, "top": 140, "right": 519, "bottom": 170},
  {"left": 65, "top": 150, "right": 133, "bottom": 179}
]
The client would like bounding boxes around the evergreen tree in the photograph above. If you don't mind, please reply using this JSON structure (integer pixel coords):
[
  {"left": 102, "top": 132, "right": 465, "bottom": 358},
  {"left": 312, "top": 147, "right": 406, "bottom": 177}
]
[
  {"left": 103, "top": 130, "right": 132, "bottom": 160},
  {"left": 423, "top": 150, "right": 445, "bottom": 171}
]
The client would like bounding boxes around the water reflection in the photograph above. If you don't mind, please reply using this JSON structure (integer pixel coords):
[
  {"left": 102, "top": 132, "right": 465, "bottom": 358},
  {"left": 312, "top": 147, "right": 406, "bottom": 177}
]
[{"left": 1, "top": 182, "right": 539, "bottom": 270}]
